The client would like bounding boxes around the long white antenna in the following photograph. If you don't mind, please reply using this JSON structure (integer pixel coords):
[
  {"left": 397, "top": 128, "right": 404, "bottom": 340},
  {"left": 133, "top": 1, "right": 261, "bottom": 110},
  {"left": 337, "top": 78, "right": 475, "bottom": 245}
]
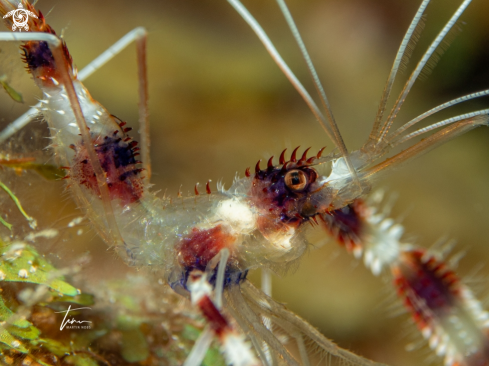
[
  {"left": 388, "top": 89, "right": 489, "bottom": 143},
  {"left": 377, "top": 0, "right": 472, "bottom": 142},
  {"left": 227, "top": 0, "right": 362, "bottom": 189},
  {"left": 273, "top": 0, "right": 360, "bottom": 187},
  {"left": 369, "top": 0, "right": 430, "bottom": 142},
  {"left": 393, "top": 109, "right": 489, "bottom": 146}
]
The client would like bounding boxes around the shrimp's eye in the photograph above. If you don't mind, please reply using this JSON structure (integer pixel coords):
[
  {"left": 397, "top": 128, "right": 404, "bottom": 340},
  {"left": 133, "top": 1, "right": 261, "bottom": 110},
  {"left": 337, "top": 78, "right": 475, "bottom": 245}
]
[{"left": 285, "top": 170, "right": 308, "bottom": 191}]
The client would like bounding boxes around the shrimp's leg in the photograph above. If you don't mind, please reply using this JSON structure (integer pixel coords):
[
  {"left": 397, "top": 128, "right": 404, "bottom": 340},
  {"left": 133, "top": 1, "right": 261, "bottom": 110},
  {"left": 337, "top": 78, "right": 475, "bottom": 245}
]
[
  {"left": 134, "top": 28, "right": 151, "bottom": 181},
  {"left": 295, "top": 333, "right": 311, "bottom": 366},
  {"left": 206, "top": 247, "right": 230, "bottom": 309},
  {"left": 187, "top": 249, "right": 259, "bottom": 366},
  {"left": 183, "top": 325, "right": 214, "bottom": 366},
  {"left": 0, "top": 27, "right": 150, "bottom": 162},
  {"left": 261, "top": 268, "right": 272, "bottom": 297},
  {"left": 260, "top": 269, "right": 273, "bottom": 365},
  {"left": 77, "top": 25, "right": 151, "bottom": 181},
  {"left": 0, "top": 32, "right": 124, "bottom": 249},
  {"left": 184, "top": 248, "right": 230, "bottom": 366}
]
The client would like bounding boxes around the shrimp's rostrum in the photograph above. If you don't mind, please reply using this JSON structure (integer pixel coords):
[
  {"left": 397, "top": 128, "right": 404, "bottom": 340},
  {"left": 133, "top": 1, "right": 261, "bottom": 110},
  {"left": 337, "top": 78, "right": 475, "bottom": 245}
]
[{"left": 0, "top": 0, "right": 489, "bottom": 365}]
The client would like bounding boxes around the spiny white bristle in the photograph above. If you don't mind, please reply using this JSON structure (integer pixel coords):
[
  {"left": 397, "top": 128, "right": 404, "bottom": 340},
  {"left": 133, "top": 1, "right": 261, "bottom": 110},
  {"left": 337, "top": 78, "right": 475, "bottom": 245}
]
[
  {"left": 390, "top": 224, "right": 404, "bottom": 238},
  {"left": 352, "top": 245, "right": 362, "bottom": 259},
  {"left": 429, "top": 334, "right": 439, "bottom": 349},
  {"left": 436, "top": 341, "right": 447, "bottom": 356},
  {"left": 458, "top": 286, "right": 489, "bottom": 328},
  {"left": 221, "top": 332, "right": 258, "bottom": 366},
  {"left": 422, "top": 327, "right": 432, "bottom": 339},
  {"left": 379, "top": 218, "right": 393, "bottom": 231},
  {"left": 371, "top": 258, "right": 382, "bottom": 276},
  {"left": 217, "top": 180, "right": 225, "bottom": 192},
  {"left": 369, "top": 189, "right": 385, "bottom": 205},
  {"left": 364, "top": 251, "right": 373, "bottom": 267},
  {"left": 444, "top": 353, "right": 455, "bottom": 366}
]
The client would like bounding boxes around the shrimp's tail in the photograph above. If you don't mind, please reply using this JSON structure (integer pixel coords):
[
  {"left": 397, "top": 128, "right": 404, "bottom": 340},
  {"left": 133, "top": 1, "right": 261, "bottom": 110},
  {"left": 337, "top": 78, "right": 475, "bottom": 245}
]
[{"left": 0, "top": 0, "right": 74, "bottom": 86}]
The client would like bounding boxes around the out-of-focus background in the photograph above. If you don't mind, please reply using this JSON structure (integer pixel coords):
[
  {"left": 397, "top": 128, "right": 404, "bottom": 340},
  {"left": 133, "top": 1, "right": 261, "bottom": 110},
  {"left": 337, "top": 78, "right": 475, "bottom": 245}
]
[{"left": 1, "top": 0, "right": 489, "bottom": 365}]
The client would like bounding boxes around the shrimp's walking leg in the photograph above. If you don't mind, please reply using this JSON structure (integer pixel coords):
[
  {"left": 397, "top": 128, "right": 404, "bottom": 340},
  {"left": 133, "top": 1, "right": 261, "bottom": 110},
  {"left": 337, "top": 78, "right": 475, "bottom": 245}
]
[
  {"left": 0, "top": 32, "right": 124, "bottom": 248},
  {"left": 186, "top": 249, "right": 259, "bottom": 366},
  {"left": 295, "top": 333, "right": 311, "bottom": 366},
  {"left": 183, "top": 325, "right": 214, "bottom": 366},
  {"left": 0, "top": 27, "right": 150, "bottom": 154},
  {"left": 261, "top": 268, "right": 272, "bottom": 297},
  {"left": 184, "top": 249, "right": 230, "bottom": 366},
  {"left": 134, "top": 28, "right": 151, "bottom": 181},
  {"left": 260, "top": 269, "right": 273, "bottom": 365},
  {"left": 207, "top": 247, "right": 230, "bottom": 309}
]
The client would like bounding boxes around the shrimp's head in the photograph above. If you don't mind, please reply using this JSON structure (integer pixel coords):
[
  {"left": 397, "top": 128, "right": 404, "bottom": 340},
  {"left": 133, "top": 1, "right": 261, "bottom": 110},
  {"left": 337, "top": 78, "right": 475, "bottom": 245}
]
[{"left": 248, "top": 147, "right": 336, "bottom": 246}]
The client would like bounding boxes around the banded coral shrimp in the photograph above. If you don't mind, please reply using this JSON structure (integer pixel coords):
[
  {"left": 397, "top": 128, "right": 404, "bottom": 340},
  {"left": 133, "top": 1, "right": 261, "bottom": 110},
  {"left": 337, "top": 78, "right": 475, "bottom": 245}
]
[{"left": 0, "top": 0, "right": 489, "bottom": 365}]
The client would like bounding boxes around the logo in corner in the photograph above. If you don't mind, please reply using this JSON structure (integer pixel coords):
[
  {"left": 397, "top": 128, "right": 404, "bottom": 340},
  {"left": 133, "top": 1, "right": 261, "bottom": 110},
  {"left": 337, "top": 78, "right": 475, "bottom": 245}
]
[
  {"left": 3, "top": 3, "right": 38, "bottom": 32},
  {"left": 55, "top": 305, "right": 93, "bottom": 331}
]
